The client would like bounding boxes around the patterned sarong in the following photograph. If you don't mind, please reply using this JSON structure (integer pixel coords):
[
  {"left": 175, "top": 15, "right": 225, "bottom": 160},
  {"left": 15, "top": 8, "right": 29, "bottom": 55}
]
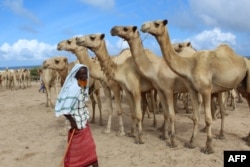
[{"left": 64, "top": 124, "right": 97, "bottom": 167}]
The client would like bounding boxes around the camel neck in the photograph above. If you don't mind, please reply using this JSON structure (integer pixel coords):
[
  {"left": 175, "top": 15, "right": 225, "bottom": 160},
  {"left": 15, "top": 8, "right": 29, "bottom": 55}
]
[
  {"left": 74, "top": 48, "right": 104, "bottom": 80},
  {"left": 127, "top": 35, "right": 154, "bottom": 76},
  {"left": 92, "top": 41, "right": 116, "bottom": 80},
  {"left": 156, "top": 31, "right": 189, "bottom": 79}
]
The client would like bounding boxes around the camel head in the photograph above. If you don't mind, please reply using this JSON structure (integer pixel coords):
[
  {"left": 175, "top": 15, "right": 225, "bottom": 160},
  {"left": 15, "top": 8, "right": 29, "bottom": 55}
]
[
  {"left": 173, "top": 42, "right": 196, "bottom": 53},
  {"left": 141, "top": 19, "right": 168, "bottom": 36},
  {"left": 42, "top": 56, "right": 68, "bottom": 71},
  {"left": 110, "top": 26, "right": 139, "bottom": 41},
  {"left": 57, "top": 37, "right": 87, "bottom": 53},
  {"left": 76, "top": 34, "right": 105, "bottom": 52}
]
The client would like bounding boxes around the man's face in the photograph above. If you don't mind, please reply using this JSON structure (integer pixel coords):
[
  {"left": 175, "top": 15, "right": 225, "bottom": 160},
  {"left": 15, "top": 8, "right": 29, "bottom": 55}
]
[{"left": 76, "top": 67, "right": 88, "bottom": 81}]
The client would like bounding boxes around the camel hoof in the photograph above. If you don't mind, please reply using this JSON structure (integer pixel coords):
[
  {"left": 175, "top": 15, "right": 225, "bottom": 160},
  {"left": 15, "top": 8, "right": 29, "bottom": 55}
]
[
  {"left": 242, "top": 135, "right": 250, "bottom": 146},
  {"left": 159, "top": 135, "right": 168, "bottom": 140},
  {"left": 126, "top": 132, "right": 136, "bottom": 138},
  {"left": 135, "top": 139, "right": 145, "bottom": 144},
  {"left": 242, "top": 136, "right": 248, "bottom": 141},
  {"left": 102, "top": 129, "right": 111, "bottom": 134},
  {"left": 167, "top": 142, "right": 177, "bottom": 148},
  {"left": 184, "top": 142, "right": 196, "bottom": 149},
  {"left": 216, "top": 134, "right": 225, "bottom": 140},
  {"left": 200, "top": 147, "right": 215, "bottom": 154},
  {"left": 116, "top": 131, "right": 126, "bottom": 136}
]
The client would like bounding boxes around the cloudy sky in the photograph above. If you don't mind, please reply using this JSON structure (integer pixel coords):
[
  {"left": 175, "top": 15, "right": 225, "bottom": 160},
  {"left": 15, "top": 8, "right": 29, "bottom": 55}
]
[{"left": 0, "top": 0, "right": 250, "bottom": 68}]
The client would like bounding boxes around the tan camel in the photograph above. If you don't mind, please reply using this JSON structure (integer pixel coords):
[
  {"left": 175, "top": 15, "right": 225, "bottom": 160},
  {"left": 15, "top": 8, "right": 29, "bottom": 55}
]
[
  {"left": 42, "top": 56, "right": 104, "bottom": 125},
  {"left": 76, "top": 34, "right": 155, "bottom": 144},
  {"left": 57, "top": 38, "right": 128, "bottom": 135},
  {"left": 110, "top": 25, "right": 198, "bottom": 147},
  {"left": 39, "top": 65, "right": 61, "bottom": 108},
  {"left": 141, "top": 19, "right": 250, "bottom": 153}
]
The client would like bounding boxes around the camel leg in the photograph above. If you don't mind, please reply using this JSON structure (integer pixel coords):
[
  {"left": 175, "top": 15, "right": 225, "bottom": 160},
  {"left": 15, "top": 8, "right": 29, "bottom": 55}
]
[
  {"left": 216, "top": 93, "right": 226, "bottom": 139},
  {"left": 102, "top": 87, "right": 113, "bottom": 134},
  {"left": 165, "top": 91, "right": 177, "bottom": 148},
  {"left": 184, "top": 89, "right": 200, "bottom": 149},
  {"left": 133, "top": 91, "right": 144, "bottom": 144},
  {"left": 200, "top": 91, "right": 214, "bottom": 154},
  {"left": 89, "top": 93, "right": 96, "bottom": 124},
  {"left": 113, "top": 86, "right": 125, "bottom": 136},
  {"left": 148, "top": 90, "right": 157, "bottom": 127},
  {"left": 125, "top": 91, "right": 137, "bottom": 138},
  {"left": 95, "top": 89, "right": 104, "bottom": 126},
  {"left": 157, "top": 91, "right": 170, "bottom": 141},
  {"left": 242, "top": 132, "right": 250, "bottom": 146},
  {"left": 141, "top": 92, "right": 147, "bottom": 124}
]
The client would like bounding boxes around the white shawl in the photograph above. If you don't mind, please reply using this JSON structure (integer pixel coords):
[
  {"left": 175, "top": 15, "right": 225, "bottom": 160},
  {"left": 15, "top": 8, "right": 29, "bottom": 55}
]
[{"left": 55, "top": 64, "right": 89, "bottom": 117}]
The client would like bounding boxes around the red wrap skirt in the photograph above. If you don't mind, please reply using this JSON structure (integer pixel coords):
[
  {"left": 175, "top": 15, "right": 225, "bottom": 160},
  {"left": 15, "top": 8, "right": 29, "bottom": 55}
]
[{"left": 64, "top": 124, "right": 97, "bottom": 167}]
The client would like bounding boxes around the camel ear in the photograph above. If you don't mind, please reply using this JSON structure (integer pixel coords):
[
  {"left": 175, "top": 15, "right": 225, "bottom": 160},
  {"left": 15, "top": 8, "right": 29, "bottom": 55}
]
[
  {"left": 64, "top": 57, "right": 68, "bottom": 62},
  {"left": 100, "top": 34, "right": 105, "bottom": 39},
  {"left": 132, "top": 26, "right": 137, "bottom": 32},
  {"left": 187, "top": 42, "right": 191, "bottom": 47},
  {"left": 163, "top": 19, "right": 168, "bottom": 25}
]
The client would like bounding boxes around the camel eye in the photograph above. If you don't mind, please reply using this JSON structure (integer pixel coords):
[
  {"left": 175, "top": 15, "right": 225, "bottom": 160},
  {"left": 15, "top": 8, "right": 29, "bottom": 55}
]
[
  {"left": 154, "top": 23, "right": 160, "bottom": 28},
  {"left": 67, "top": 40, "right": 71, "bottom": 44},
  {"left": 123, "top": 27, "right": 128, "bottom": 32},
  {"left": 55, "top": 60, "right": 60, "bottom": 64},
  {"left": 90, "top": 36, "right": 95, "bottom": 41}
]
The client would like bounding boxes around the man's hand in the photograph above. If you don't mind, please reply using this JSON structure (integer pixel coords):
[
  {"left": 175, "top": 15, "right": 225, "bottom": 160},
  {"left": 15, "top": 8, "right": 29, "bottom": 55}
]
[{"left": 64, "top": 114, "right": 78, "bottom": 129}]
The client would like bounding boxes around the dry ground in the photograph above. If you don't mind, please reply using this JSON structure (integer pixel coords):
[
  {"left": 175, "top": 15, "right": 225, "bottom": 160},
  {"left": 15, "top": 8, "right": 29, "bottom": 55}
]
[{"left": 0, "top": 81, "right": 250, "bottom": 167}]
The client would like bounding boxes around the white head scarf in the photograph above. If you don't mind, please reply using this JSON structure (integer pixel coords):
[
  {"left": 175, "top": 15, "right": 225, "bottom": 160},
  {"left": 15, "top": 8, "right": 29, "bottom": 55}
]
[{"left": 55, "top": 64, "right": 89, "bottom": 117}]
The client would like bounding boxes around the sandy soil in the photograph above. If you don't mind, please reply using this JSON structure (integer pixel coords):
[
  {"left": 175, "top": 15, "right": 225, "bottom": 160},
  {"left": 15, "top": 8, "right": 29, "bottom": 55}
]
[{"left": 0, "top": 81, "right": 250, "bottom": 167}]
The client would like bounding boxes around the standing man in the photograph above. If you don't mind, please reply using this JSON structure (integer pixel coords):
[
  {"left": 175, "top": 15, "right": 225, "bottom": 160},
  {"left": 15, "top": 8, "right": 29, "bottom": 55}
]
[{"left": 55, "top": 64, "right": 99, "bottom": 167}]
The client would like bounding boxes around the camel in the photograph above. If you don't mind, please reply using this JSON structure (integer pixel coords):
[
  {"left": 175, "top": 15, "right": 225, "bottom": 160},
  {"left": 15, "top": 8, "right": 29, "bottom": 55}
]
[
  {"left": 57, "top": 37, "right": 130, "bottom": 136},
  {"left": 42, "top": 56, "right": 104, "bottom": 125},
  {"left": 75, "top": 34, "right": 155, "bottom": 144},
  {"left": 140, "top": 19, "right": 250, "bottom": 153},
  {"left": 21, "top": 68, "right": 31, "bottom": 88},
  {"left": 39, "top": 65, "right": 61, "bottom": 108},
  {"left": 110, "top": 25, "right": 199, "bottom": 146}
]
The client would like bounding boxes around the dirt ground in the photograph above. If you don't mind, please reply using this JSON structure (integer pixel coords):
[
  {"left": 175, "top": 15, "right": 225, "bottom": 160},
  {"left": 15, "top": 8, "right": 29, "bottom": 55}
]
[{"left": 0, "top": 81, "right": 250, "bottom": 167}]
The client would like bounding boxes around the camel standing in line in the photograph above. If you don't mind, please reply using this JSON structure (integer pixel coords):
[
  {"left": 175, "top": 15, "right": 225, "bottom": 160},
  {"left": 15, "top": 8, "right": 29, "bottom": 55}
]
[
  {"left": 141, "top": 19, "right": 250, "bottom": 153},
  {"left": 76, "top": 34, "right": 155, "bottom": 144},
  {"left": 42, "top": 56, "right": 104, "bottom": 125},
  {"left": 110, "top": 25, "right": 197, "bottom": 146}
]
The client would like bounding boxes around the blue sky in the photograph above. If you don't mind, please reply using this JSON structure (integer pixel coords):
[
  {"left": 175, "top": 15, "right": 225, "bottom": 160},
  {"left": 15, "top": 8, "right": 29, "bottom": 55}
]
[{"left": 1, "top": 0, "right": 250, "bottom": 68}]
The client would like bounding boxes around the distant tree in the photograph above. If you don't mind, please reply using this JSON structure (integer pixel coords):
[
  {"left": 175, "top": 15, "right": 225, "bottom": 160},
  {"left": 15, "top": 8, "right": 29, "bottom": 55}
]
[{"left": 30, "top": 66, "right": 40, "bottom": 81}]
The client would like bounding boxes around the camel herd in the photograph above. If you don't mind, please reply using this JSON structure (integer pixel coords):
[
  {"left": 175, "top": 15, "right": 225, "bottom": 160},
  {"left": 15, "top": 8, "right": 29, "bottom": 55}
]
[
  {"left": 38, "top": 19, "right": 250, "bottom": 154},
  {"left": 0, "top": 68, "right": 31, "bottom": 90}
]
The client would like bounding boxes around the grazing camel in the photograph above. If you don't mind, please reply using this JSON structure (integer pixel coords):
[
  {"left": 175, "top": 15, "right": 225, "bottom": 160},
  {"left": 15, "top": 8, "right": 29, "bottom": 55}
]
[
  {"left": 141, "top": 19, "right": 250, "bottom": 153},
  {"left": 57, "top": 37, "right": 129, "bottom": 135},
  {"left": 42, "top": 56, "right": 104, "bottom": 125},
  {"left": 110, "top": 25, "right": 197, "bottom": 146},
  {"left": 76, "top": 34, "right": 155, "bottom": 144}
]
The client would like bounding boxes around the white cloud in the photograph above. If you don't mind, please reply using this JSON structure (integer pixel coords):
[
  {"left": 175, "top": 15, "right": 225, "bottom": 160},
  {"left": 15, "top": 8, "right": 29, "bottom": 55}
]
[
  {"left": 187, "top": 27, "right": 236, "bottom": 50},
  {"left": 0, "top": 39, "right": 56, "bottom": 61},
  {"left": 189, "top": 0, "right": 250, "bottom": 32},
  {"left": 80, "top": 0, "right": 115, "bottom": 10},
  {"left": 2, "top": 0, "right": 40, "bottom": 24}
]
